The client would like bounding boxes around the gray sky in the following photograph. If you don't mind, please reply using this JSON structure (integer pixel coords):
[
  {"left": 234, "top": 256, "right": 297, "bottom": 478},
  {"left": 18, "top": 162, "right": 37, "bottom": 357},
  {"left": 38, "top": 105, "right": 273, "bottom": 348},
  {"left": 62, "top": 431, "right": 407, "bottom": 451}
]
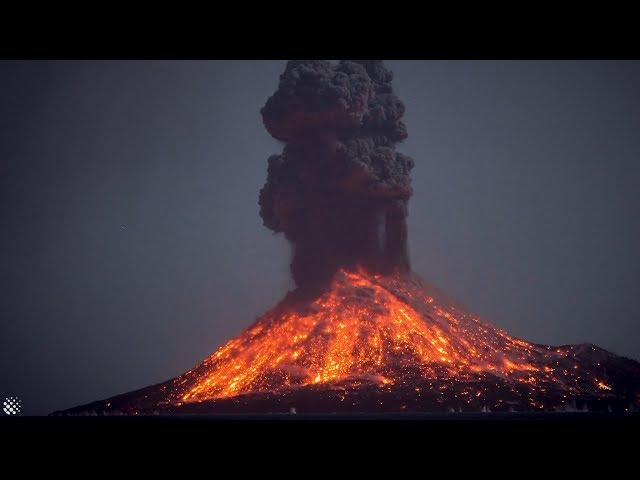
[{"left": 1, "top": 60, "right": 639, "bottom": 415}]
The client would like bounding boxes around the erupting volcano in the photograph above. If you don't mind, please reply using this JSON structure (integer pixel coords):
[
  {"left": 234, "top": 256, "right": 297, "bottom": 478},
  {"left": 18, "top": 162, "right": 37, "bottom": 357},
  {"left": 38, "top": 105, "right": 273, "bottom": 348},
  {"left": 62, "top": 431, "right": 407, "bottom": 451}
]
[{"left": 60, "top": 60, "right": 640, "bottom": 415}]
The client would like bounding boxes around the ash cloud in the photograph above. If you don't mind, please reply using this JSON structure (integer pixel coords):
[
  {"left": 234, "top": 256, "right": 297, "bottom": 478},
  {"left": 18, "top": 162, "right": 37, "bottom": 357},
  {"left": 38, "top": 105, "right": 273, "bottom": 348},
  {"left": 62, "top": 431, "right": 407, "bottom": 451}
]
[{"left": 259, "top": 60, "right": 414, "bottom": 290}]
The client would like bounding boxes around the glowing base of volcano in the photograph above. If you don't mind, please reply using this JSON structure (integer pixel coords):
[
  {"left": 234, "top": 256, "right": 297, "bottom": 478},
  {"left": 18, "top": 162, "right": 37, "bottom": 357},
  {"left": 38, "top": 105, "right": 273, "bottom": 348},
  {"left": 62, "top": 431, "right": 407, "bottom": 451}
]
[{"left": 58, "top": 270, "right": 640, "bottom": 415}]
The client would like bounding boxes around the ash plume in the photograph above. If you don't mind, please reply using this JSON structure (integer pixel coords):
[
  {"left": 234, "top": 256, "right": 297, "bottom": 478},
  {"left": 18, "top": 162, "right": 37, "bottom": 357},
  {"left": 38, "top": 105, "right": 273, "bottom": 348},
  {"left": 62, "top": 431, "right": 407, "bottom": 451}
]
[{"left": 259, "top": 60, "right": 415, "bottom": 290}]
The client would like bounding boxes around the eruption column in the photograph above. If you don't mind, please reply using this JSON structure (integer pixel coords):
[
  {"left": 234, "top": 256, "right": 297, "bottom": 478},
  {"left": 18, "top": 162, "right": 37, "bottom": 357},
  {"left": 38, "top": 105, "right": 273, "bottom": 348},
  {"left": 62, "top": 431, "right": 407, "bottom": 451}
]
[{"left": 259, "top": 60, "right": 415, "bottom": 291}]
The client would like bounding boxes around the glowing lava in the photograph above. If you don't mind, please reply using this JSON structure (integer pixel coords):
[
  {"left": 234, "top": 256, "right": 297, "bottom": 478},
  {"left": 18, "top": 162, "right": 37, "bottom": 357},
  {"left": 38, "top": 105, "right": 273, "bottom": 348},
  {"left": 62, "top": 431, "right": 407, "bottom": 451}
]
[
  {"left": 175, "top": 270, "right": 544, "bottom": 401},
  {"left": 114, "top": 268, "right": 630, "bottom": 413},
  {"left": 59, "top": 269, "right": 640, "bottom": 415}
]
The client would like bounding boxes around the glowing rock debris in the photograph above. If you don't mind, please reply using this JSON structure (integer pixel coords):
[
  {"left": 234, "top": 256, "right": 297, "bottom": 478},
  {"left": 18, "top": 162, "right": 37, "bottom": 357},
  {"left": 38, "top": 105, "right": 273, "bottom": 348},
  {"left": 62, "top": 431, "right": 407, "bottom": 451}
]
[
  {"left": 161, "top": 270, "right": 620, "bottom": 408},
  {"left": 59, "top": 269, "right": 640, "bottom": 415}
]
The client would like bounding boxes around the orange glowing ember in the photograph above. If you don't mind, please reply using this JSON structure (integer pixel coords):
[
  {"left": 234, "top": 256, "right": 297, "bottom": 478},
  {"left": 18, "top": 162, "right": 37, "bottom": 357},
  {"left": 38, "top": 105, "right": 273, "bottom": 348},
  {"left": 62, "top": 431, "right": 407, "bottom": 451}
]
[
  {"left": 161, "top": 269, "right": 606, "bottom": 407},
  {"left": 60, "top": 267, "right": 640, "bottom": 415}
]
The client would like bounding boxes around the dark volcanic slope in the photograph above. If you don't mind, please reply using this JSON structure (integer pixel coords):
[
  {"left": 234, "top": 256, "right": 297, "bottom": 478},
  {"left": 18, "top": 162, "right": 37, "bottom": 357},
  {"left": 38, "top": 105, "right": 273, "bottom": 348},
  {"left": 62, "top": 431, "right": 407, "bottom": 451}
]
[{"left": 57, "top": 271, "right": 640, "bottom": 416}]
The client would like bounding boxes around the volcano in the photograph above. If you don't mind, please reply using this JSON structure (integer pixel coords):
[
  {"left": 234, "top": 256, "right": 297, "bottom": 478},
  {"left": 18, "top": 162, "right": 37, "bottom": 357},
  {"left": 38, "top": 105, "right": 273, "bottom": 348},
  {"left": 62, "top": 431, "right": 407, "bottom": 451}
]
[
  {"left": 58, "top": 60, "right": 640, "bottom": 415},
  {"left": 61, "top": 268, "right": 640, "bottom": 415}
]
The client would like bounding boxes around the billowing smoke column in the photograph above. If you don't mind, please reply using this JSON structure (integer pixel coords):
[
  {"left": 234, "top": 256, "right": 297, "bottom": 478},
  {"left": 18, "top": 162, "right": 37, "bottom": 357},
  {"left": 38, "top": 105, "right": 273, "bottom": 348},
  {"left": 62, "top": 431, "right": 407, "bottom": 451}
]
[{"left": 259, "top": 60, "right": 415, "bottom": 290}]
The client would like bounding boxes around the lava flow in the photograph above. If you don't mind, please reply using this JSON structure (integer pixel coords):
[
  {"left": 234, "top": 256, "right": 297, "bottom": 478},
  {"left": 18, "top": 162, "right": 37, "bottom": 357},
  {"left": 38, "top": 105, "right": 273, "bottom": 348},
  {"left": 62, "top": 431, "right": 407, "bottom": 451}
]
[
  {"left": 60, "top": 268, "right": 640, "bottom": 415},
  {"left": 176, "top": 270, "right": 558, "bottom": 402}
]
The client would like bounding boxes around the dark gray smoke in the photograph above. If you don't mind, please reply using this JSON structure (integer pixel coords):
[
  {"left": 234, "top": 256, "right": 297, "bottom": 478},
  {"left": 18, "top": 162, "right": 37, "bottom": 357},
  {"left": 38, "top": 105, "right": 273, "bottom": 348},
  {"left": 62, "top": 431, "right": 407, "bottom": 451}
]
[{"left": 259, "top": 60, "right": 415, "bottom": 291}]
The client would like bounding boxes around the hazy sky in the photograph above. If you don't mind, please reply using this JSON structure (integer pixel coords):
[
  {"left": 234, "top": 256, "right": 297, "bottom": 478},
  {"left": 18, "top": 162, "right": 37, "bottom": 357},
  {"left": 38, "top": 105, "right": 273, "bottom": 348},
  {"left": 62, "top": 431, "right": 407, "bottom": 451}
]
[{"left": 1, "top": 60, "right": 639, "bottom": 415}]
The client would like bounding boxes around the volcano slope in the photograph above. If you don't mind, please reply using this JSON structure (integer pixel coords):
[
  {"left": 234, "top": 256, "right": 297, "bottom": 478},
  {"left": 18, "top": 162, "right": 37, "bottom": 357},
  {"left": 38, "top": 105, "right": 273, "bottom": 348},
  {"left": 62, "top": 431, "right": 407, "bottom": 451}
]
[{"left": 58, "top": 269, "right": 640, "bottom": 415}]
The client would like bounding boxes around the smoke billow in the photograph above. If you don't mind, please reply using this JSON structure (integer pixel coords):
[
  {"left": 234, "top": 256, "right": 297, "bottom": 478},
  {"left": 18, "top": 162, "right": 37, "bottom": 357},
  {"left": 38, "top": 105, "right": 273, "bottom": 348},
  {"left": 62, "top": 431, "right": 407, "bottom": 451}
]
[{"left": 259, "top": 60, "right": 414, "bottom": 290}]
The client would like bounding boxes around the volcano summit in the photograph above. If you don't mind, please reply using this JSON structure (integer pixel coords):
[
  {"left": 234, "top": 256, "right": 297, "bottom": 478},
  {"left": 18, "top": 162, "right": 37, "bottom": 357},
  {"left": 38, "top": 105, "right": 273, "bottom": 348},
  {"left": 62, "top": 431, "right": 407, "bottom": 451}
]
[{"left": 59, "top": 61, "right": 640, "bottom": 415}]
